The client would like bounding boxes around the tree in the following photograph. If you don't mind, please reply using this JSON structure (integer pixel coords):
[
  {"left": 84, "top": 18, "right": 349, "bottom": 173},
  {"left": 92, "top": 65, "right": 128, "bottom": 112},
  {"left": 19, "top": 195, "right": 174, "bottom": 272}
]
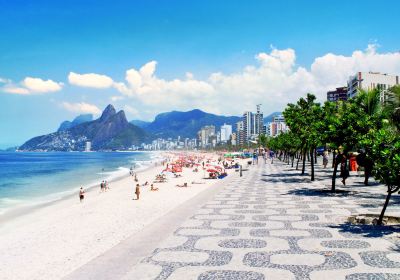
[
  {"left": 284, "top": 94, "right": 323, "bottom": 181},
  {"left": 258, "top": 134, "right": 268, "bottom": 148},
  {"left": 322, "top": 89, "right": 381, "bottom": 192},
  {"left": 367, "top": 127, "right": 400, "bottom": 225},
  {"left": 384, "top": 85, "right": 400, "bottom": 131}
]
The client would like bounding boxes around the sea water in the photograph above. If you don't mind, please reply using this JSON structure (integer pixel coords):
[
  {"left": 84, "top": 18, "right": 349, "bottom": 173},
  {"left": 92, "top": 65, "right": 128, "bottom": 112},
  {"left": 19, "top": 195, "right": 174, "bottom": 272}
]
[{"left": 0, "top": 151, "right": 158, "bottom": 215}]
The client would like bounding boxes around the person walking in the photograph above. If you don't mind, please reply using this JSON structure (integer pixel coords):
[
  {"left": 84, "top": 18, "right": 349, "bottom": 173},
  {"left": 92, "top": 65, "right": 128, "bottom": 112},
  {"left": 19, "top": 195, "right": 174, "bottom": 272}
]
[
  {"left": 269, "top": 150, "right": 275, "bottom": 164},
  {"left": 79, "top": 187, "right": 85, "bottom": 202},
  {"left": 356, "top": 150, "right": 373, "bottom": 186},
  {"left": 322, "top": 150, "right": 329, "bottom": 168},
  {"left": 135, "top": 183, "right": 140, "bottom": 200},
  {"left": 338, "top": 152, "right": 349, "bottom": 185}
]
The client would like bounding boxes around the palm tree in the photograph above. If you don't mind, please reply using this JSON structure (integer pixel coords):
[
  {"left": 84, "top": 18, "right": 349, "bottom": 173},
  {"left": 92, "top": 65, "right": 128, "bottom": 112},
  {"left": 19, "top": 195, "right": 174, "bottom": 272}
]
[{"left": 384, "top": 85, "right": 400, "bottom": 131}]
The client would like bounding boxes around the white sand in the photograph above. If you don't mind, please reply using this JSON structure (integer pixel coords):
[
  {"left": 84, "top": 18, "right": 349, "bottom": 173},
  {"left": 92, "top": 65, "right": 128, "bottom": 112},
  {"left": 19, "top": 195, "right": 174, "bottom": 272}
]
[{"left": 0, "top": 152, "right": 236, "bottom": 280}]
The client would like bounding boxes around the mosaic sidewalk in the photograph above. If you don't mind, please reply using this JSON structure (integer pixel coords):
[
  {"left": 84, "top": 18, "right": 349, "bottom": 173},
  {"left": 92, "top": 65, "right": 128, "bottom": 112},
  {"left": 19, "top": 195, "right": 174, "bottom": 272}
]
[{"left": 126, "top": 161, "right": 400, "bottom": 280}]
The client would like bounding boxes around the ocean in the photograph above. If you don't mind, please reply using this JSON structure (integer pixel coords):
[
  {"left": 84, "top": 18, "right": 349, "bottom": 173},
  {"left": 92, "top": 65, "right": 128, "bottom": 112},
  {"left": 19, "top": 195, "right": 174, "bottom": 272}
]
[{"left": 0, "top": 151, "right": 159, "bottom": 216}]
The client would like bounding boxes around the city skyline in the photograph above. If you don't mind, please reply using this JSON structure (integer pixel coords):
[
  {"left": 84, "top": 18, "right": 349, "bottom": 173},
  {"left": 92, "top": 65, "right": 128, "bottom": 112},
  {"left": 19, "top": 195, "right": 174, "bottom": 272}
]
[{"left": 1, "top": 0, "right": 400, "bottom": 147}]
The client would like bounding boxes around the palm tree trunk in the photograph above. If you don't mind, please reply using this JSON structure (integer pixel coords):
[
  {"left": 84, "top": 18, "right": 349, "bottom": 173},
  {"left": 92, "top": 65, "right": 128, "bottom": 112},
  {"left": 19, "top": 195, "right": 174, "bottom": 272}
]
[
  {"left": 378, "top": 188, "right": 392, "bottom": 225},
  {"left": 331, "top": 158, "right": 338, "bottom": 192},
  {"left": 314, "top": 148, "right": 317, "bottom": 164},
  {"left": 296, "top": 152, "right": 300, "bottom": 170},
  {"left": 310, "top": 148, "right": 315, "bottom": 181},
  {"left": 378, "top": 185, "right": 400, "bottom": 225},
  {"left": 332, "top": 151, "right": 336, "bottom": 168}
]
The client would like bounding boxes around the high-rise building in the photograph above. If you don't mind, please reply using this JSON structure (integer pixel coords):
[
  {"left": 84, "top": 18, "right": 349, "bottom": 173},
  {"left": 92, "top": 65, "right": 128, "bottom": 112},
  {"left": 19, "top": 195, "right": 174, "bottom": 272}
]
[
  {"left": 85, "top": 141, "right": 91, "bottom": 152},
  {"left": 243, "top": 111, "right": 253, "bottom": 141},
  {"left": 272, "top": 115, "right": 285, "bottom": 123},
  {"left": 327, "top": 87, "right": 348, "bottom": 102},
  {"left": 254, "top": 104, "right": 264, "bottom": 136},
  {"left": 242, "top": 105, "right": 264, "bottom": 143},
  {"left": 198, "top": 125, "right": 215, "bottom": 148},
  {"left": 231, "top": 132, "right": 237, "bottom": 146},
  {"left": 268, "top": 115, "right": 287, "bottom": 137},
  {"left": 236, "top": 121, "right": 245, "bottom": 146},
  {"left": 347, "top": 72, "right": 399, "bottom": 99},
  {"left": 220, "top": 123, "right": 232, "bottom": 142}
]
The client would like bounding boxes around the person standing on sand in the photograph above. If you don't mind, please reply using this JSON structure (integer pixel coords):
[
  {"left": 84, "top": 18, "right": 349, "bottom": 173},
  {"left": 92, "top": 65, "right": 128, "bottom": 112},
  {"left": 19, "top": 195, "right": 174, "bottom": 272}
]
[
  {"left": 79, "top": 187, "right": 85, "bottom": 202},
  {"left": 135, "top": 184, "right": 140, "bottom": 200}
]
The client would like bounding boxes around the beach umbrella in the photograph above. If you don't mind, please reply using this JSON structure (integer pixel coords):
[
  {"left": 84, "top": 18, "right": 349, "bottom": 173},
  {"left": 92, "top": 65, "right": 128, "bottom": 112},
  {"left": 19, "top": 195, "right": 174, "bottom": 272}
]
[{"left": 207, "top": 169, "right": 218, "bottom": 173}]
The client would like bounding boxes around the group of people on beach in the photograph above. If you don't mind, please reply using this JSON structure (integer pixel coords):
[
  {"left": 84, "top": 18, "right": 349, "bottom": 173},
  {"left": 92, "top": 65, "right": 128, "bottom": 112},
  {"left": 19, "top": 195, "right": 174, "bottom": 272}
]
[
  {"left": 100, "top": 180, "right": 109, "bottom": 192},
  {"left": 133, "top": 173, "right": 160, "bottom": 200},
  {"left": 78, "top": 153, "right": 228, "bottom": 203},
  {"left": 78, "top": 180, "right": 111, "bottom": 202}
]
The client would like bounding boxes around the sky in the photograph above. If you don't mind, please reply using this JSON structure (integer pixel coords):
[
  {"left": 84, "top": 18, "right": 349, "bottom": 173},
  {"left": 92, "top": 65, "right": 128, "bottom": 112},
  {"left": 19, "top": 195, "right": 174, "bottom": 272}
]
[{"left": 1, "top": 0, "right": 400, "bottom": 148}]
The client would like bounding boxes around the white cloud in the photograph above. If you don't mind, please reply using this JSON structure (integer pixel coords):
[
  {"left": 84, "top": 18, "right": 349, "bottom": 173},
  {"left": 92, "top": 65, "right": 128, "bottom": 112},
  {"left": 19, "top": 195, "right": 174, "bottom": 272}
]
[
  {"left": 106, "top": 44, "right": 400, "bottom": 116},
  {"left": 68, "top": 72, "right": 114, "bottom": 88},
  {"left": 110, "top": 95, "right": 124, "bottom": 102},
  {"left": 123, "top": 105, "right": 139, "bottom": 117},
  {"left": 22, "top": 77, "right": 63, "bottom": 93},
  {"left": 61, "top": 102, "right": 101, "bottom": 115},
  {"left": 3, "top": 86, "right": 30, "bottom": 95},
  {"left": 7, "top": 44, "right": 397, "bottom": 117},
  {"left": 1, "top": 77, "right": 63, "bottom": 95}
]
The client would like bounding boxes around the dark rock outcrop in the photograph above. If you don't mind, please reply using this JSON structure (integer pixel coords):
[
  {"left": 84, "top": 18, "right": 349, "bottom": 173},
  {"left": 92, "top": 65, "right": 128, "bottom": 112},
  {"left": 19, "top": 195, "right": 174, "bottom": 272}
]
[{"left": 20, "top": 105, "right": 150, "bottom": 151}]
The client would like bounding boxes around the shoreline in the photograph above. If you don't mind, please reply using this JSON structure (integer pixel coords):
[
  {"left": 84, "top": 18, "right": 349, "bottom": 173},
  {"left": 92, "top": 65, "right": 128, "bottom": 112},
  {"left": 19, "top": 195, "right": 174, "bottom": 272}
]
[
  {"left": 0, "top": 151, "right": 239, "bottom": 280},
  {"left": 0, "top": 151, "right": 164, "bottom": 225},
  {"left": 65, "top": 164, "right": 238, "bottom": 279}
]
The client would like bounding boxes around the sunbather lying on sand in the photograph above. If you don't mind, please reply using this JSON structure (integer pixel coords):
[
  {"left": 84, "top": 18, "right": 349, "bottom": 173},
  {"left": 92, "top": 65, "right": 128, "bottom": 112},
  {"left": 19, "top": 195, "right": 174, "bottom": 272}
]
[
  {"left": 150, "top": 184, "right": 159, "bottom": 191},
  {"left": 191, "top": 181, "right": 205, "bottom": 184},
  {"left": 176, "top": 182, "right": 188, "bottom": 187}
]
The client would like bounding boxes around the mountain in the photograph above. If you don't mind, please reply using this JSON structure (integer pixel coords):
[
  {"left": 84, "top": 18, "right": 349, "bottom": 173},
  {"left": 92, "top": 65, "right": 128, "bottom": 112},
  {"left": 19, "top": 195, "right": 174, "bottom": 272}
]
[
  {"left": 19, "top": 105, "right": 150, "bottom": 151},
  {"left": 130, "top": 120, "right": 150, "bottom": 129},
  {"left": 57, "top": 114, "right": 93, "bottom": 131},
  {"left": 143, "top": 109, "right": 241, "bottom": 139},
  {"left": 263, "top": 111, "right": 282, "bottom": 123}
]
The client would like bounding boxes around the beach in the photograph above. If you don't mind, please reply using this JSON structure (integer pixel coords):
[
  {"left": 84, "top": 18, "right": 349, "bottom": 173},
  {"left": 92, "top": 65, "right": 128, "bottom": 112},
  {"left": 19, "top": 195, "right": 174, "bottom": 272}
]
[{"left": 0, "top": 151, "right": 239, "bottom": 280}]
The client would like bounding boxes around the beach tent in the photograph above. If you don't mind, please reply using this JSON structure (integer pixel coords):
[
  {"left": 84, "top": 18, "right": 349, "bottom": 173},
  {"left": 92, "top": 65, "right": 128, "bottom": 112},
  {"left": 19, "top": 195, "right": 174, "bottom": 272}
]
[{"left": 224, "top": 152, "right": 243, "bottom": 158}]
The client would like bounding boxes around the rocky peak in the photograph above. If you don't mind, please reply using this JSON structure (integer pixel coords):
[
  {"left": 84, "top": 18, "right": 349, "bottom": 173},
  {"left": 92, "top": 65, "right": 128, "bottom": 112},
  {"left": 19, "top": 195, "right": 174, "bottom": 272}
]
[
  {"left": 114, "top": 110, "right": 128, "bottom": 124},
  {"left": 99, "top": 104, "right": 117, "bottom": 122}
]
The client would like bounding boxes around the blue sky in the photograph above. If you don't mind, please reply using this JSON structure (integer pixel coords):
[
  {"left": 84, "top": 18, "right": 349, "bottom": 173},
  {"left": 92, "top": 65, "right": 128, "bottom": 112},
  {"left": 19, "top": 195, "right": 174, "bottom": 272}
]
[{"left": 1, "top": 0, "right": 400, "bottom": 148}]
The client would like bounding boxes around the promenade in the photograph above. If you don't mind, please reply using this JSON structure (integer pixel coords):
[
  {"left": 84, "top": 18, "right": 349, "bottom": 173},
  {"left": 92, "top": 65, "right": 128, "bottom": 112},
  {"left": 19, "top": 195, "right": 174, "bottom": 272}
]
[{"left": 67, "top": 160, "right": 400, "bottom": 280}]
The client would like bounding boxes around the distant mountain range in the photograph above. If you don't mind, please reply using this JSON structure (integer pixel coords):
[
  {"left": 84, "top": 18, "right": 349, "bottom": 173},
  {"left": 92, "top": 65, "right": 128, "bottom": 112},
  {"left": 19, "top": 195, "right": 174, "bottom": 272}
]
[
  {"left": 131, "top": 110, "right": 282, "bottom": 139},
  {"left": 130, "top": 119, "right": 150, "bottom": 129},
  {"left": 57, "top": 114, "right": 93, "bottom": 131},
  {"left": 18, "top": 106, "right": 282, "bottom": 151},
  {"left": 19, "top": 105, "right": 150, "bottom": 151},
  {"left": 131, "top": 109, "right": 241, "bottom": 139}
]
